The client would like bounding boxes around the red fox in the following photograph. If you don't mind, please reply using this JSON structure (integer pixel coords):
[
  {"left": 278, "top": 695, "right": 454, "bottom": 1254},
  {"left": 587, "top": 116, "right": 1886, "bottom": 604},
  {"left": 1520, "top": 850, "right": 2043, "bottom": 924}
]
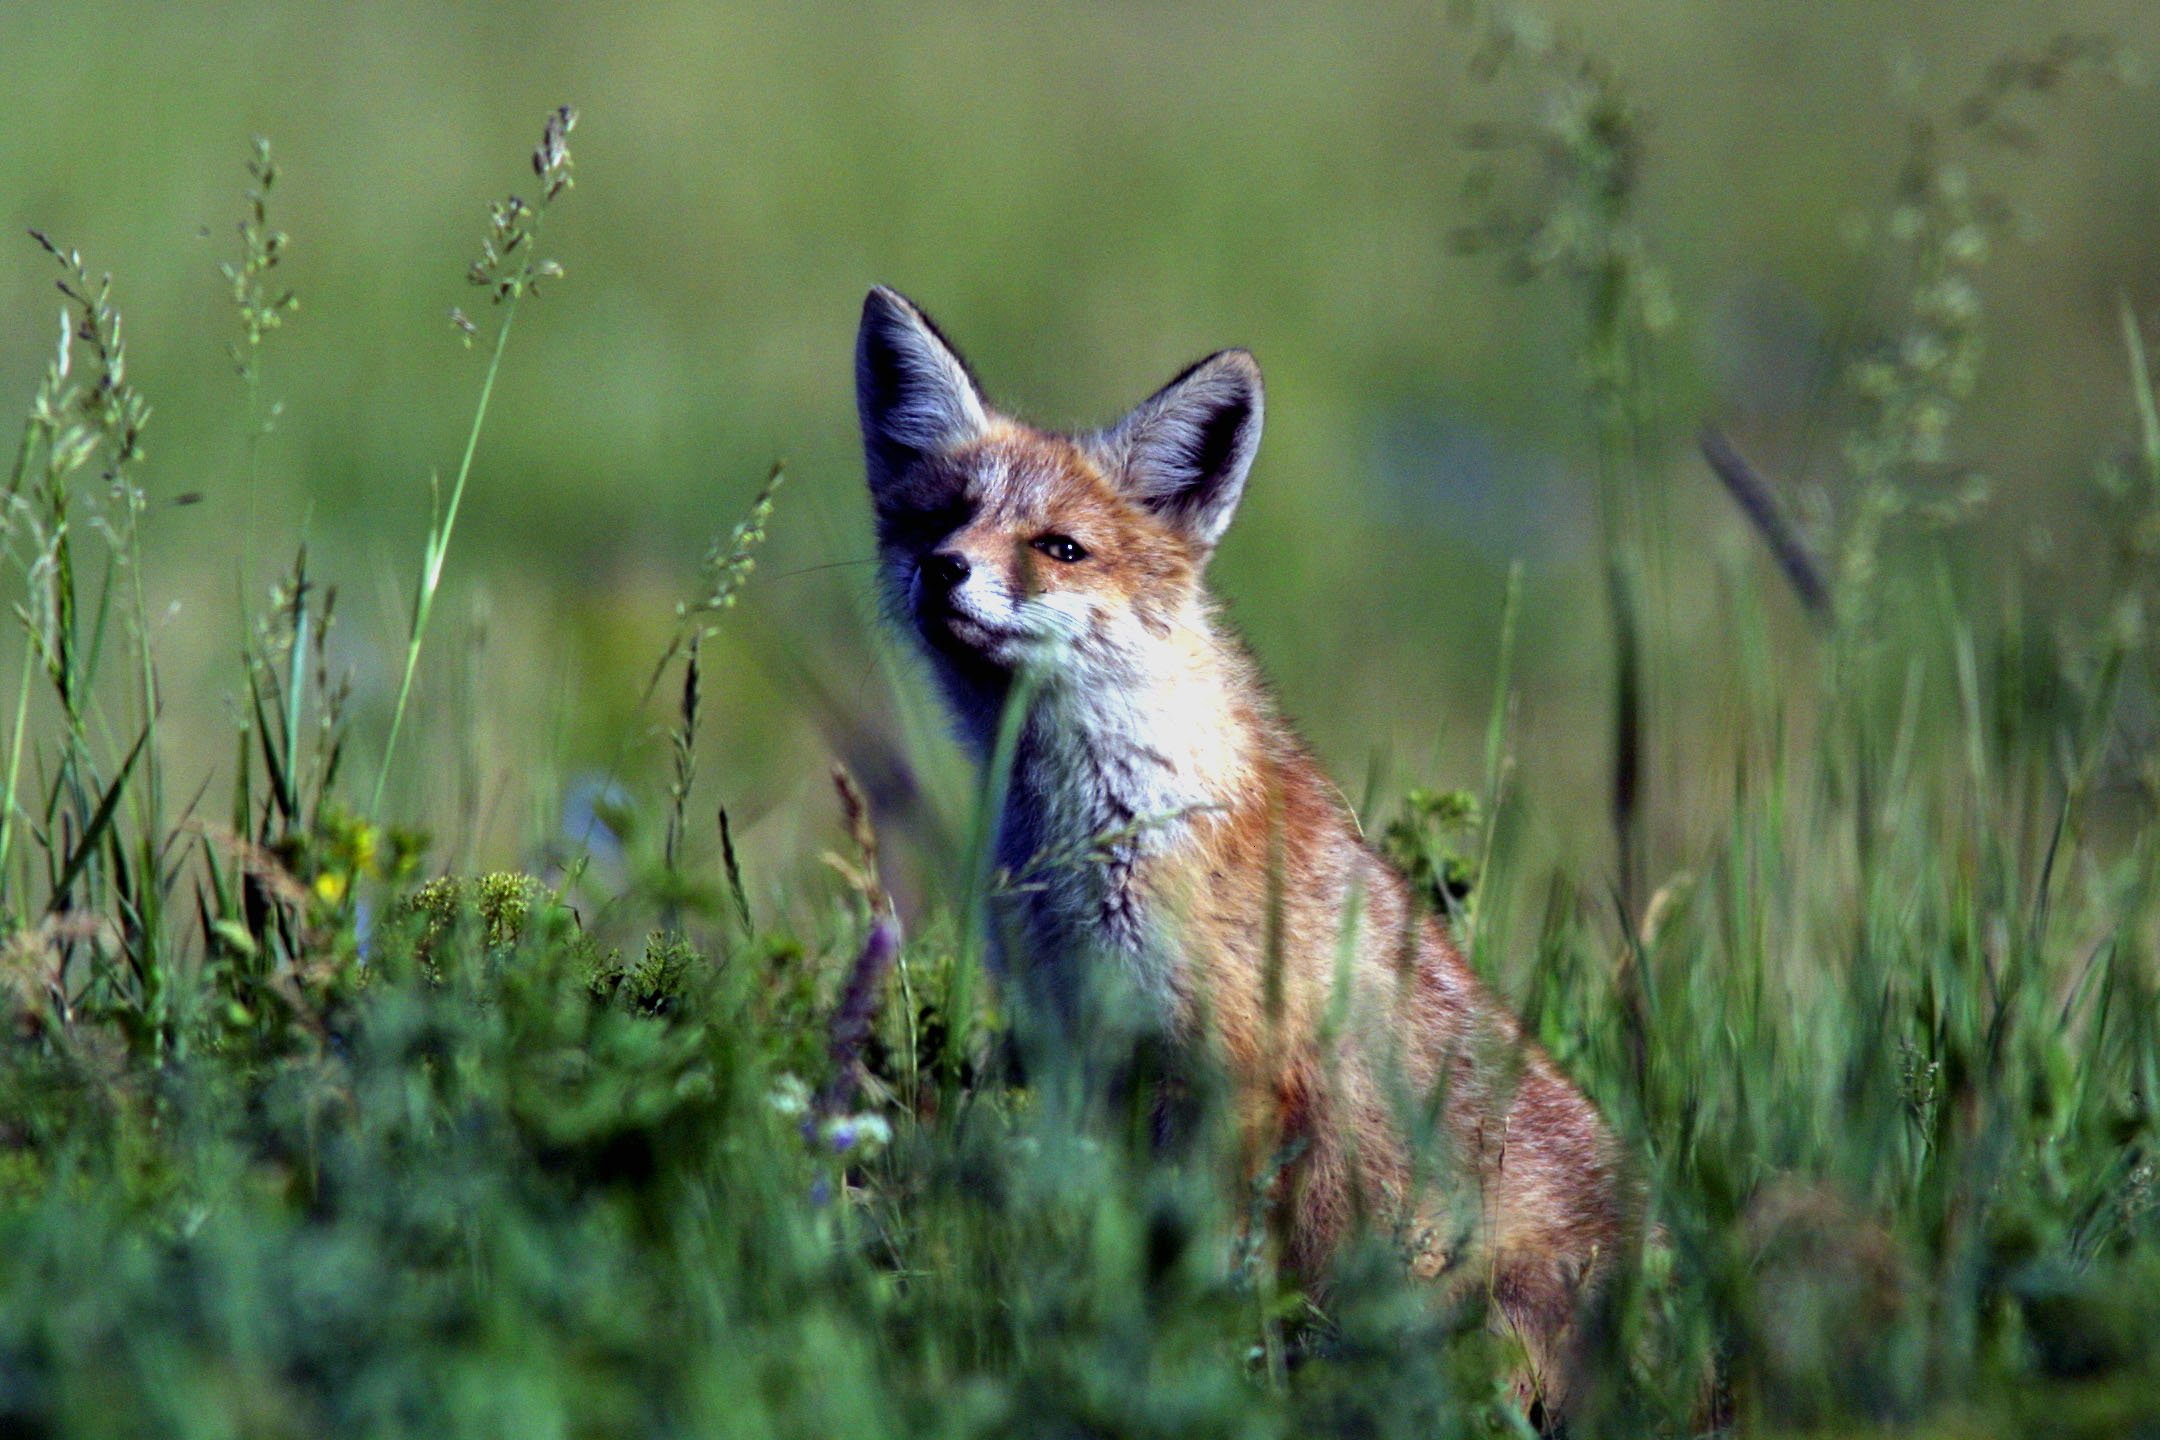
[{"left": 855, "top": 286, "right": 1634, "bottom": 1413}]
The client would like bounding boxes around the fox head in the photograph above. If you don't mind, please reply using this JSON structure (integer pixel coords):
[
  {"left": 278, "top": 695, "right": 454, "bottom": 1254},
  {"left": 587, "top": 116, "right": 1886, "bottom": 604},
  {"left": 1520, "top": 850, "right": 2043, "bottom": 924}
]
[{"left": 856, "top": 286, "right": 1263, "bottom": 743}]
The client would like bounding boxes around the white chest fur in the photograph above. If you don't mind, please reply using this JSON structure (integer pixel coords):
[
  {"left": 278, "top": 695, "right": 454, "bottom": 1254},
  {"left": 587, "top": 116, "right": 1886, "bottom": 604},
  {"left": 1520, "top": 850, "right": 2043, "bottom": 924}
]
[{"left": 993, "top": 627, "right": 1249, "bottom": 1000}]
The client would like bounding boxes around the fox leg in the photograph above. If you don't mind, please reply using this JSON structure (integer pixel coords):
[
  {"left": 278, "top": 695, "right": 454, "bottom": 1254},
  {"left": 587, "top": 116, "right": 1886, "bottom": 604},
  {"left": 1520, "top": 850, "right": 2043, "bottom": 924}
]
[{"left": 1488, "top": 1247, "right": 1593, "bottom": 1423}]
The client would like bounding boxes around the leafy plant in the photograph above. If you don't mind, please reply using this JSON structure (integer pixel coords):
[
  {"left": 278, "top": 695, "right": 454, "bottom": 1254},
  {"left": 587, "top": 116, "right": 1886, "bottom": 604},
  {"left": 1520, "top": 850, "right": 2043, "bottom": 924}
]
[{"left": 2, "top": 35, "right": 2160, "bottom": 1440}]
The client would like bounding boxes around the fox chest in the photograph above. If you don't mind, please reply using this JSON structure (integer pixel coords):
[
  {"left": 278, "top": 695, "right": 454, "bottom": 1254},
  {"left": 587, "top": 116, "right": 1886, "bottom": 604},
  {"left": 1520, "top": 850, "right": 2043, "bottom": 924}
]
[{"left": 992, "top": 724, "right": 1203, "bottom": 984}]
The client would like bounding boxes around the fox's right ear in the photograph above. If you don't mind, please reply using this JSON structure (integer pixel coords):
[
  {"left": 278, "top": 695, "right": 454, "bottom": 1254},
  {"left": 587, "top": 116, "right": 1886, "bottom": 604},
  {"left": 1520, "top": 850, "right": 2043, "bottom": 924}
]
[
  {"left": 1097, "top": 348, "right": 1263, "bottom": 551},
  {"left": 856, "top": 287, "right": 989, "bottom": 502}
]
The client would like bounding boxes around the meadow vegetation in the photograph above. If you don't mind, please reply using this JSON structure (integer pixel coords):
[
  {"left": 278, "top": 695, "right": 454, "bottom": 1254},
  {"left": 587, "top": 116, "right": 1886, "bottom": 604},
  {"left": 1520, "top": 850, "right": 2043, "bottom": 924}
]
[{"left": 3, "top": 13, "right": 2160, "bottom": 1437}]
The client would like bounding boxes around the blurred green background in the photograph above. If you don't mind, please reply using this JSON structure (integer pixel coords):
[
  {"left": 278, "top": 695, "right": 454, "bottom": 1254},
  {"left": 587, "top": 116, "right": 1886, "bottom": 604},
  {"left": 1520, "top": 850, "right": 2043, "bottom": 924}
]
[{"left": 4, "top": 0, "right": 2158, "bottom": 910}]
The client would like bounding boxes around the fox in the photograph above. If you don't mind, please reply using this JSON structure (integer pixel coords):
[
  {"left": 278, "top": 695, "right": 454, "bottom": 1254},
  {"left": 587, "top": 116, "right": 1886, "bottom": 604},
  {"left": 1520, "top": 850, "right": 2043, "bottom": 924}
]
[{"left": 855, "top": 285, "right": 1635, "bottom": 1416}]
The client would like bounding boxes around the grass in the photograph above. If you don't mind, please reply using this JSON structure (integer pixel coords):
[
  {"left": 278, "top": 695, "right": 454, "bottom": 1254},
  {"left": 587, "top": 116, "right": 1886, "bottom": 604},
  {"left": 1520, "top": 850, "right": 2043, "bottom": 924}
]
[{"left": 3, "top": 43, "right": 2160, "bottom": 1439}]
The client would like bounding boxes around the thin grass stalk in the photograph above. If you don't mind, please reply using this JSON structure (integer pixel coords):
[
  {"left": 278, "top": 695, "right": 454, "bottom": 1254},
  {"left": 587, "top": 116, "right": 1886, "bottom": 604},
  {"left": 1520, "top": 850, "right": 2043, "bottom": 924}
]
[
  {"left": 717, "top": 807, "right": 751, "bottom": 930},
  {"left": 665, "top": 632, "right": 700, "bottom": 879},
  {"left": 3, "top": 317, "right": 60, "bottom": 906},
  {"left": 282, "top": 556, "right": 308, "bottom": 812},
  {"left": 658, "top": 631, "right": 702, "bottom": 934},
  {"left": 1460, "top": 560, "right": 1523, "bottom": 978},
  {"left": 2125, "top": 294, "right": 2160, "bottom": 493},
  {"left": 121, "top": 506, "right": 165, "bottom": 1037},
  {"left": 5, "top": 404, "right": 34, "bottom": 501},
  {"left": 952, "top": 661, "right": 1040, "bottom": 1078},
  {"left": 555, "top": 460, "right": 778, "bottom": 899},
  {"left": 0, "top": 632, "right": 34, "bottom": 896},
  {"left": 373, "top": 105, "right": 575, "bottom": 815},
  {"left": 227, "top": 138, "right": 294, "bottom": 596},
  {"left": 1586, "top": 276, "right": 1663, "bottom": 1099},
  {"left": 226, "top": 140, "right": 299, "bottom": 850},
  {"left": 371, "top": 303, "right": 520, "bottom": 816}
]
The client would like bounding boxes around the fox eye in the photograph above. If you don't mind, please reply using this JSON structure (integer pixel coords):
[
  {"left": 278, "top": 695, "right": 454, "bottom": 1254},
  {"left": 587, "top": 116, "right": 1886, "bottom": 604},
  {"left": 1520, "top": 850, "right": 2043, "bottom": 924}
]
[{"left": 1030, "top": 534, "right": 1089, "bottom": 564}]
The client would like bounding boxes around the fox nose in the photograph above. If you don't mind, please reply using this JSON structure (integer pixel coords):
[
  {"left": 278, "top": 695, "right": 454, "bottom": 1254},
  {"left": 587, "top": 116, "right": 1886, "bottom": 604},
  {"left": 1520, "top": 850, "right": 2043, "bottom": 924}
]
[{"left": 921, "top": 551, "right": 970, "bottom": 593}]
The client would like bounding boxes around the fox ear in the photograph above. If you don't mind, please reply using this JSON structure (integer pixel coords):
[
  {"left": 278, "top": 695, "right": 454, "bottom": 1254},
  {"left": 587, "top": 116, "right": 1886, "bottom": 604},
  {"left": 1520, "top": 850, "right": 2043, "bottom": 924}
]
[
  {"left": 1099, "top": 349, "right": 1263, "bottom": 549},
  {"left": 856, "top": 287, "right": 990, "bottom": 502}
]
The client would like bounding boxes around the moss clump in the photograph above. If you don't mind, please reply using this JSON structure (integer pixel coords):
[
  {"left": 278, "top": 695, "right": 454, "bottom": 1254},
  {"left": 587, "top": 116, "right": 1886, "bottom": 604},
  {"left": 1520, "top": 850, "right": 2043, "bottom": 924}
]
[
  {"left": 395, "top": 872, "right": 610, "bottom": 984},
  {"left": 586, "top": 931, "right": 702, "bottom": 1015},
  {"left": 405, "top": 872, "right": 548, "bottom": 950},
  {"left": 1377, "top": 789, "right": 1482, "bottom": 913}
]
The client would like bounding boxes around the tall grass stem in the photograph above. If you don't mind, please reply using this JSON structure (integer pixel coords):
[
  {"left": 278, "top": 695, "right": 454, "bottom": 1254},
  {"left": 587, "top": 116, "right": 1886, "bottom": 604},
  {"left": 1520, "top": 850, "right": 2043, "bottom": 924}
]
[{"left": 371, "top": 287, "right": 521, "bottom": 816}]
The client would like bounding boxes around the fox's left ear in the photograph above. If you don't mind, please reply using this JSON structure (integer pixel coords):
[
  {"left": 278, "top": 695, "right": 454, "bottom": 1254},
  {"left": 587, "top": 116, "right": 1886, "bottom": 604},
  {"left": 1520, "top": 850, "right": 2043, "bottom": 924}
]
[
  {"left": 1098, "top": 349, "right": 1263, "bottom": 549},
  {"left": 857, "top": 286, "right": 990, "bottom": 507}
]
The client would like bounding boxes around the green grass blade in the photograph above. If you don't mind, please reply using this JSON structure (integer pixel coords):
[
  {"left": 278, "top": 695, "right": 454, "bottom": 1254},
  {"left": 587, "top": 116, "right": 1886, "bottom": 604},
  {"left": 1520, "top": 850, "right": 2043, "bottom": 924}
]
[
  {"left": 2121, "top": 293, "right": 2160, "bottom": 495},
  {"left": 45, "top": 721, "right": 147, "bottom": 913}
]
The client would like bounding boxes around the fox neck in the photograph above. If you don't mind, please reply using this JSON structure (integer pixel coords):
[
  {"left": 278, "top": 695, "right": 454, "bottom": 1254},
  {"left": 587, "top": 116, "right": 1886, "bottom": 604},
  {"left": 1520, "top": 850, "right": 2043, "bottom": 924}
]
[{"left": 990, "top": 597, "right": 1256, "bottom": 971}]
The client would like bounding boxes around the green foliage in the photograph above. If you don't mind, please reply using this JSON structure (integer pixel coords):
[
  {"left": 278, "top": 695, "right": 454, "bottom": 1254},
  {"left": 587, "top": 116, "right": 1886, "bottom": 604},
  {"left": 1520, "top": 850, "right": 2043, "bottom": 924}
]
[
  {"left": 4, "top": 32, "right": 2160, "bottom": 1440},
  {"left": 373, "top": 104, "right": 579, "bottom": 816},
  {"left": 1380, "top": 787, "right": 1484, "bottom": 915},
  {"left": 587, "top": 929, "right": 700, "bottom": 1013}
]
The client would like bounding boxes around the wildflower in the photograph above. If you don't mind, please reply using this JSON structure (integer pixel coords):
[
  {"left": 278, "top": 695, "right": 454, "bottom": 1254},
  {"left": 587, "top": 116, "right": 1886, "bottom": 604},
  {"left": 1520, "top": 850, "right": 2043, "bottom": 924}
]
[
  {"left": 766, "top": 1073, "right": 810, "bottom": 1118},
  {"left": 819, "top": 1112, "right": 892, "bottom": 1155}
]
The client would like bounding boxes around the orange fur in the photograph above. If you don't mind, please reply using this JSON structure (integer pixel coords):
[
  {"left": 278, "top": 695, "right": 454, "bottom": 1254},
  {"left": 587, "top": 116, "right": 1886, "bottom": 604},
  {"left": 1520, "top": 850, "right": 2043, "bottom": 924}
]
[{"left": 856, "top": 287, "right": 1635, "bottom": 1414}]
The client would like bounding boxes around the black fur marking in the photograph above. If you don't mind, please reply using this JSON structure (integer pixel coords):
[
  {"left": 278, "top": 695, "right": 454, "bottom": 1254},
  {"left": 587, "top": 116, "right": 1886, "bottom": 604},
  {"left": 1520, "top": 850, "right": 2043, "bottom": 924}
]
[
  {"left": 856, "top": 321, "right": 922, "bottom": 478},
  {"left": 856, "top": 288, "right": 988, "bottom": 482},
  {"left": 879, "top": 494, "right": 977, "bottom": 552},
  {"left": 1115, "top": 351, "right": 1260, "bottom": 542},
  {"left": 1180, "top": 393, "right": 1251, "bottom": 496}
]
